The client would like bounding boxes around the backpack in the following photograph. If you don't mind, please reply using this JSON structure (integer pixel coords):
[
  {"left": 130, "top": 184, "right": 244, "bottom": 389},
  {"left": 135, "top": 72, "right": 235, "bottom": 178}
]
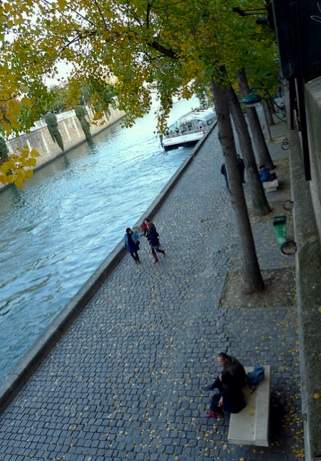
[{"left": 247, "top": 365, "right": 265, "bottom": 387}]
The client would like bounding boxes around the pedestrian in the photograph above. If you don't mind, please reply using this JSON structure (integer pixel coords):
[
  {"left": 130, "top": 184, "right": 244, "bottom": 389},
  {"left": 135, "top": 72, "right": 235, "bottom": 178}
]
[
  {"left": 203, "top": 352, "right": 247, "bottom": 419},
  {"left": 141, "top": 220, "right": 149, "bottom": 236},
  {"left": 143, "top": 218, "right": 166, "bottom": 263},
  {"left": 220, "top": 163, "right": 230, "bottom": 192},
  {"left": 259, "top": 165, "right": 277, "bottom": 182},
  {"left": 221, "top": 157, "right": 245, "bottom": 192},
  {"left": 124, "top": 227, "right": 141, "bottom": 264},
  {"left": 237, "top": 155, "right": 245, "bottom": 184}
]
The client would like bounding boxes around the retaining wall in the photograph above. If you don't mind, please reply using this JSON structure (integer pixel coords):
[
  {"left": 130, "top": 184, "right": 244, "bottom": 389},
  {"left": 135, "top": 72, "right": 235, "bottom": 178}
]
[
  {"left": 8, "top": 108, "right": 124, "bottom": 169},
  {"left": 305, "top": 77, "right": 321, "bottom": 246},
  {"left": 290, "top": 81, "right": 321, "bottom": 460}
]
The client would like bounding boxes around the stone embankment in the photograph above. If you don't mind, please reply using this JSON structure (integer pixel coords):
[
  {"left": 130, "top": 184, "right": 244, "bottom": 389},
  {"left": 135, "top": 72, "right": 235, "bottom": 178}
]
[{"left": 0, "top": 108, "right": 124, "bottom": 191}]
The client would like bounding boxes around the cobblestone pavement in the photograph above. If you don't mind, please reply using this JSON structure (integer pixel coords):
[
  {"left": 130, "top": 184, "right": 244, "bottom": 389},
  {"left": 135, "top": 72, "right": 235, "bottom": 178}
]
[{"left": 0, "top": 127, "right": 304, "bottom": 460}]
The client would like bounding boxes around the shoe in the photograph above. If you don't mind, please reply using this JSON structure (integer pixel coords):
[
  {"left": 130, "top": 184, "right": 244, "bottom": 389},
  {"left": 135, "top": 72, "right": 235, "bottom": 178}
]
[{"left": 206, "top": 410, "right": 219, "bottom": 419}]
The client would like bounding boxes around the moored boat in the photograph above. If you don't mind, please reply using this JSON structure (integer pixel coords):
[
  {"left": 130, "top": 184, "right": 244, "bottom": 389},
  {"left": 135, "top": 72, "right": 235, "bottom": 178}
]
[{"left": 161, "top": 108, "right": 216, "bottom": 151}]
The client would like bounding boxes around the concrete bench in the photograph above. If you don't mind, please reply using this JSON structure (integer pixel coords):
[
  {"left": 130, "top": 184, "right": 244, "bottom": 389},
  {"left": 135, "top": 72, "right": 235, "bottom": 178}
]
[
  {"left": 263, "top": 178, "right": 279, "bottom": 192},
  {"left": 228, "top": 365, "right": 271, "bottom": 447}
]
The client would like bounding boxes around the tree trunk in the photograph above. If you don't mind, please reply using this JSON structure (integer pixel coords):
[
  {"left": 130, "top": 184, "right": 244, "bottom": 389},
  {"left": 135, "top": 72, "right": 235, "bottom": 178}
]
[
  {"left": 211, "top": 80, "right": 264, "bottom": 293},
  {"left": 261, "top": 100, "right": 273, "bottom": 142},
  {"left": 267, "top": 96, "right": 276, "bottom": 118},
  {"left": 228, "top": 86, "right": 271, "bottom": 216},
  {"left": 263, "top": 99, "right": 274, "bottom": 127},
  {"left": 237, "top": 69, "right": 274, "bottom": 169}
]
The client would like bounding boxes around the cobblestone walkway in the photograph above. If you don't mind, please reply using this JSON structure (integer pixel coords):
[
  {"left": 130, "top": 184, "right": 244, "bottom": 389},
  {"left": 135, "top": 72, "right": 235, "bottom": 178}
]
[{"left": 0, "top": 128, "right": 303, "bottom": 460}]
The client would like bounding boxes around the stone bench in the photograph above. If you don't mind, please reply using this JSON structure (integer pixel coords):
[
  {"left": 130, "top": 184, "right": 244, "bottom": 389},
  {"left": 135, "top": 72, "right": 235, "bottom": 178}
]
[
  {"left": 228, "top": 365, "right": 271, "bottom": 447},
  {"left": 263, "top": 178, "right": 279, "bottom": 192}
]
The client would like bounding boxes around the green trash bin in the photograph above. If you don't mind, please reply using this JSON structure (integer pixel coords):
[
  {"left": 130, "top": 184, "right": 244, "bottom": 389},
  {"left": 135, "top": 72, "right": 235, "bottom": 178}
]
[
  {"left": 273, "top": 215, "right": 297, "bottom": 255},
  {"left": 273, "top": 215, "right": 287, "bottom": 246}
]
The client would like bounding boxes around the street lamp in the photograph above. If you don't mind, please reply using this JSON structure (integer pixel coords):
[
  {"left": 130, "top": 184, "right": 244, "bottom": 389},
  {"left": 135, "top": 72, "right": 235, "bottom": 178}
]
[
  {"left": 232, "top": 1, "right": 274, "bottom": 28},
  {"left": 232, "top": 6, "right": 266, "bottom": 16}
]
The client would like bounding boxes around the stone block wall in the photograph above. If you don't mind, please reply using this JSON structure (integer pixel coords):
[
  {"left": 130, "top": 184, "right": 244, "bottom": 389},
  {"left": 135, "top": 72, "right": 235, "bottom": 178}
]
[
  {"left": 292, "top": 78, "right": 321, "bottom": 461},
  {"left": 305, "top": 77, "right": 321, "bottom": 243},
  {"left": 7, "top": 108, "right": 124, "bottom": 169}
]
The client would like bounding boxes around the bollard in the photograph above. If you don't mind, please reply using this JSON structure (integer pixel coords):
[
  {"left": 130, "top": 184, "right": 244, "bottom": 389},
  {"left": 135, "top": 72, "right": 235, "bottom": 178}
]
[{"left": 273, "top": 215, "right": 297, "bottom": 256}]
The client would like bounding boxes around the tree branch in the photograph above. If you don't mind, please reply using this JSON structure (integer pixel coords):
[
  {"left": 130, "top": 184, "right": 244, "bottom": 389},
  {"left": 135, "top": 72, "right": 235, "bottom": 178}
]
[
  {"left": 59, "top": 30, "right": 97, "bottom": 54},
  {"left": 92, "top": 0, "right": 109, "bottom": 31},
  {"left": 148, "top": 40, "right": 177, "bottom": 59},
  {"left": 146, "top": 1, "right": 153, "bottom": 28},
  {"left": 40, "top": 0, "right": 97, "bottom": 28}
]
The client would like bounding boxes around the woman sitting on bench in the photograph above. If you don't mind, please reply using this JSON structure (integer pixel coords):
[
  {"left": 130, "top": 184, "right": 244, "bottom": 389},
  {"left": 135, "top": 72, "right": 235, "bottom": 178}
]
[{"left": 204, "top": 353, "right": 247, "bottom": 419}]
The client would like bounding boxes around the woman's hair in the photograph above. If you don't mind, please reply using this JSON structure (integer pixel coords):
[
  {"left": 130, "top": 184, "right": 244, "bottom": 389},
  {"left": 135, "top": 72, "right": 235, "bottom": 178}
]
[
  {"left": 217, "top": 352, "right": 229, "bottom": 360},
  {"left": 126, "top": 228, "right": 132, "bottom": 234}
]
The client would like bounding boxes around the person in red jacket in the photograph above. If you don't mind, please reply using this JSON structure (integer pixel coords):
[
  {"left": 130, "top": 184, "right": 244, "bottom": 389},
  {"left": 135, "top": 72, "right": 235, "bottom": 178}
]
[{"left": 143, "top": 218, "right": 166, "bottom": 263}]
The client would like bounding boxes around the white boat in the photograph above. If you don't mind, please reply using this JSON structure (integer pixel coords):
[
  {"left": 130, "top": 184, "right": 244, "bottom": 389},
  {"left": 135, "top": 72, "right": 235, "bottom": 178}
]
[{"left": 162, "top": 108, "right": 216, "bottom": 151}]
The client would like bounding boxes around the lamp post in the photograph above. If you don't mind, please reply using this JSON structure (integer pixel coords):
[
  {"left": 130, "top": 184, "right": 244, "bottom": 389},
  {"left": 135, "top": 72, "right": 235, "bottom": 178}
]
[{"left": 232, "top": 1, "right": 274, "bottom": 28}]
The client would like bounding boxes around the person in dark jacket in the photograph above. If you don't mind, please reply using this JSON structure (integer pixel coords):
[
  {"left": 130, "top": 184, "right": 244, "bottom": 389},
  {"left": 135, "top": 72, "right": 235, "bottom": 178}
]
[
  {"left": 220, "top": 163, "right": 230, "bottom": 192},
  {"left": 124, "top": 228, "right": 141, "bottom": 264},
  {"left": 221, "top": 156, "right": 245, "bottom": 193},
  {"left": 259, "top": 165, "right": 277, "bottom": 182},
  {"left": 143, "top": 218, "right": 166, "bottom": 263},
  {"left": 237, "top": 155, "right": 245, "bottom": 184},
  {"left": 204, "top": 352, "right": 247, "bottom": 419}
]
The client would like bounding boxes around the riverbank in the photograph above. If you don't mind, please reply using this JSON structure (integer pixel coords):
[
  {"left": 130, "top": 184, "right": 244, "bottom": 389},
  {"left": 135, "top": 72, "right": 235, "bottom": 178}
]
[
  {"left": 0, "top": 121, "right": 304, "bottom": 460},
  {"left": 0, "top": 123, "right": 215, "bottom": 403},
  {"left": 0, "top": 97, "right": 199, "bottom": 387}
]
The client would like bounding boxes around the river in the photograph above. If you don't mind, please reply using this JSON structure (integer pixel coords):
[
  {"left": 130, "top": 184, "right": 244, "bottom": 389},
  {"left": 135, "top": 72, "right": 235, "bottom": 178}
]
[{"left": 0, "top": 97, "right": 199, "bottom": 385}]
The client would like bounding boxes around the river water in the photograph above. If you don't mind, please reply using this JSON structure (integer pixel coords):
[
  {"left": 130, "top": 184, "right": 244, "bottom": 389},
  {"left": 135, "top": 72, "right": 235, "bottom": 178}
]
[{"left": 0, "top": 97, "right": 199, "bottom": 385}]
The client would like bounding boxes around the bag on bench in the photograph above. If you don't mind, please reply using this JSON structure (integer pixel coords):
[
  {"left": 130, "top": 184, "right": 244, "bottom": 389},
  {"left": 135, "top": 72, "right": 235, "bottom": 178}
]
[{"left": 247, "top": 365, "right": 265, "bottom": 387}]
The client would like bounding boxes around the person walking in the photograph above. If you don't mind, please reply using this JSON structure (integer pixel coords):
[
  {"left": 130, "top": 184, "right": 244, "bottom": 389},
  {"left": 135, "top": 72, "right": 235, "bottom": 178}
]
[
  {"left": 203, "top": 352, "right": 247, "bottom": 419},
  {"left": 124, "top": 227, "right": 141, "bottom": 264},
  {"left": 236, "top": 155, "right": 245, "bottom": 184},
  {"left": 143, "top": 218, "right": 166, "bottom": 263},
  {"left": 221, "top": 157, "right": 245, "bottom": 193},
  {"left": 220, "top": 163, "right": 230, "bottom": 192}
]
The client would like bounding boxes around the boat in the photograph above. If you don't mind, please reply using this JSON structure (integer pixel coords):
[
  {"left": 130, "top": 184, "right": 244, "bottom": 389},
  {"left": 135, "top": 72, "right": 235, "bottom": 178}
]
[{"left": 161, "top": 108, "right": 216, "bottom": 151}]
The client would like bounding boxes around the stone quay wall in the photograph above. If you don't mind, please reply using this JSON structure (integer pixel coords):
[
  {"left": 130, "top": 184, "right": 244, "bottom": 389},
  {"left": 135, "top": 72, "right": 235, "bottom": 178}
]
[
  {"left": 7, "top": 107, "right": 125, "bottom": 170},
  {"left": 289, "top": 77, "right": 321, "bottom": 461},
  {"left": 305, "top": 77, "right": 321, "bottom": 243}
]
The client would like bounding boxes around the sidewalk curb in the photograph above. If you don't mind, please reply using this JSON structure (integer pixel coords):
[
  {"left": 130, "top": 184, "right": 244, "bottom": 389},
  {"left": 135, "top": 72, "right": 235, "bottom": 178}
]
[{"left": 0, "top": 122, "right": 217, "bottom": 412}]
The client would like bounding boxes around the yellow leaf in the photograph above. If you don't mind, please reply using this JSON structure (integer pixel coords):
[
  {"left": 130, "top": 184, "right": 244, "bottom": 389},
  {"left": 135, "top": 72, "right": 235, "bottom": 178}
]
[
  {"left": 15, "top": 177, "right": 24, "bottom": 188},
  {"left": 25, "top": 158, "right": 37, "bottom": 167}
]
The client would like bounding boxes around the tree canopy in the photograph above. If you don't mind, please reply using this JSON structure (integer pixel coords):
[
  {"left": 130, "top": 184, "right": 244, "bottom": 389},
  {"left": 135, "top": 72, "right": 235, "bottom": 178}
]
[
  {"left": 0, "top": 0, "right": 276, "bottom": 130},
  {"left": 0, "top": 0, "right": 277, "bottom": 186}
]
